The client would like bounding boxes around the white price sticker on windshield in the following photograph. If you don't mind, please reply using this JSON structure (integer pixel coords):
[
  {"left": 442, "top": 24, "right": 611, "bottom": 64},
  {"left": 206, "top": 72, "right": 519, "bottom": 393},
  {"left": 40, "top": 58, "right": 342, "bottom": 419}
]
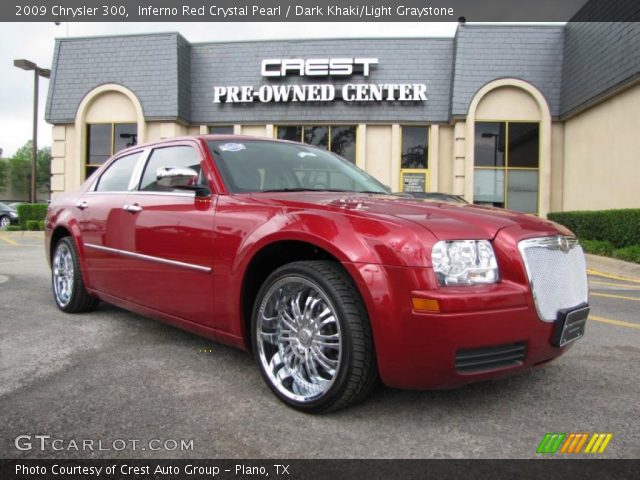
[{"left": 219, "top": 143, "right": 246, "bottom": 152}]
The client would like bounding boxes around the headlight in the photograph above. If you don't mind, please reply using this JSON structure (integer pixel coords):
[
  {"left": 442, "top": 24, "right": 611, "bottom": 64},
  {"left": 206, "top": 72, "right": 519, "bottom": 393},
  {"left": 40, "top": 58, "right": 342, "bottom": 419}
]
[
  {"left": 9, "top": 212, "right": 18, "bottom": 219},
  {"left": 431, "top": 240, "right": 499, "bottom": 286}
]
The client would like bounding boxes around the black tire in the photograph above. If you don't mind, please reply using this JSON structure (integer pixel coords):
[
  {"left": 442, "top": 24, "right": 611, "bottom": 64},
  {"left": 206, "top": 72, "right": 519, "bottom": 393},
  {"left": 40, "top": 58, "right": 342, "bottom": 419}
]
[
  {"left": 51, "top": 236, "right": 99, "bottom": 313},
  {"left": 251, "top": 260, "right": 378, "bottom": 413}
]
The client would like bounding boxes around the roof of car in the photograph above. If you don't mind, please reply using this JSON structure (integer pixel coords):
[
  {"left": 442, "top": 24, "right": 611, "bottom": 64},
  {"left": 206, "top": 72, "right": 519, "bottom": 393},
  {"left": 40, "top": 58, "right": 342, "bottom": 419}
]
[{"left": 116, "top": 134, "right": 290, "bottom": 157}]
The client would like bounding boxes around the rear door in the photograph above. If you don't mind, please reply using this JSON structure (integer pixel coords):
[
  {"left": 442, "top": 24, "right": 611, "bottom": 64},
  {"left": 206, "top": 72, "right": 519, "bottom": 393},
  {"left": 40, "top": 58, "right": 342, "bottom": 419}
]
[
  {"left": 118, "top": 142, "right": 217, "bottom": 325},
  {"left": 78, "top": 150, "right": 145, "bottom": 298}
]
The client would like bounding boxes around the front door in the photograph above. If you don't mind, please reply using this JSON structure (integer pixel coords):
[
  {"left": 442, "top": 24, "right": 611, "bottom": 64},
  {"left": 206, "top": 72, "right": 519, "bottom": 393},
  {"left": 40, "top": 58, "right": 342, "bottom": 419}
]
[{"left": 118, "top": 142, "right": 217, "bottom": 326}]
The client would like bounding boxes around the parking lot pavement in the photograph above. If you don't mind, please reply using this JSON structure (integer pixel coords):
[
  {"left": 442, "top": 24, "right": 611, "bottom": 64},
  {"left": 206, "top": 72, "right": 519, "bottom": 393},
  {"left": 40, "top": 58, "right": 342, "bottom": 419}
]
[{"left": 0, "top": 232, "right": 638, "bottom": 459}]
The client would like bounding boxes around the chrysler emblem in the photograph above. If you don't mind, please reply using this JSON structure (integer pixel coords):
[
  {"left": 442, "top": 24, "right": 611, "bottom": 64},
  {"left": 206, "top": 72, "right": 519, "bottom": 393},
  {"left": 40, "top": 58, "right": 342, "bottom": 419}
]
[{"left": 558, "top": 236, "right": 570, "bottom": 253}]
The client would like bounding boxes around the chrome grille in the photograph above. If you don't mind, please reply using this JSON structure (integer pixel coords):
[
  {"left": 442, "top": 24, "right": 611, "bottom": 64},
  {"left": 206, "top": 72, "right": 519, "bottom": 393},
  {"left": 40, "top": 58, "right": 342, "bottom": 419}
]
[{"left": 518, "top": 236, "right": 589, "bottom": 322}]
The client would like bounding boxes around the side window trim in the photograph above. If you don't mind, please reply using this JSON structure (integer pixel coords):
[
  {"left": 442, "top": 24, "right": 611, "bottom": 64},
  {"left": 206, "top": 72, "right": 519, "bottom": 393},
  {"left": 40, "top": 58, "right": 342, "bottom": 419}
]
[
  {"left": 88, "top": 148, "right": 149, "bottom": 193},
  {"left": 128, "top": 148, "right": 152, "bottom": 191},
  {"left": 135, "top": 143, "right": 205, "bottom": 194}
]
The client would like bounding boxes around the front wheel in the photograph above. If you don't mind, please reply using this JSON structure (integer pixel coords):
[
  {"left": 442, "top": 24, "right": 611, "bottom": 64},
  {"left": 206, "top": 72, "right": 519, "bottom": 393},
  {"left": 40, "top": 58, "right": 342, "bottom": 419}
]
[
  {"left": 0, "top": 215, "right": 11, "bottom": 228},
  {"left": 52, "top": 237, "right": 99, "bottom": 313},
  {"left": 252, "top": 261, "right": 378, "bottom": 413}
]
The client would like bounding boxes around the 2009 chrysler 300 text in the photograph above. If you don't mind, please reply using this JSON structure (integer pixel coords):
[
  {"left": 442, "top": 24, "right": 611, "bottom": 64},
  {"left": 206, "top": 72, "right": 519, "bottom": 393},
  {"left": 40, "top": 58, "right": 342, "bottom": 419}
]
[{"left": 45, "top": 135, "right": 590, "bottom": 412}]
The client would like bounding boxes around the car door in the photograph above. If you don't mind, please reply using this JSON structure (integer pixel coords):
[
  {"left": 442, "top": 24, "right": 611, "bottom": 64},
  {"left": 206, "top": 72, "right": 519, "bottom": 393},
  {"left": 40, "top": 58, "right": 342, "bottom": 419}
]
[
  {"left": 118, "top": 142, "right": 217, "bottom": 325},
  {"left": 78, "top": 150, "right": 145, "bottom": 298}
]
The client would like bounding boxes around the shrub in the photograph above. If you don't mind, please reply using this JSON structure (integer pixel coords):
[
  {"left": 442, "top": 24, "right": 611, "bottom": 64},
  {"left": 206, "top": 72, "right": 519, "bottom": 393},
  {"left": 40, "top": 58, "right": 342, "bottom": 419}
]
[
  {"left": 612, "top": 245, "right": 640, "bottom": 264},
  {"left": 38, "top": 220, "right": 46, "bottom": 231},
  {"left": 580, "top": 239, "right": 615, "bottom": 257},
  {"left": 16, "top": 203, "right": 48, "bottom": 230},
  {"left": 26, "top": 220, "right": 40, "bottom": 231},
  {"left": 547, "top": 209, "right": 640, "bottom": 248},
  {"left": 4, "top": 225, "right": 22, "bottom": 231}
]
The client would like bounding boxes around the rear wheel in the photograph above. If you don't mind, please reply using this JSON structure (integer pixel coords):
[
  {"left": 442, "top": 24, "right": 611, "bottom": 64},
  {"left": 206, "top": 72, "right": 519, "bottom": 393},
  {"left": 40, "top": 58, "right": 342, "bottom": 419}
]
[
  {"left": 52, "top": 237, "right": 99, "bottom": 313},
  {"left": 252, "top": 261, "right": 377, "bottom": 413}
]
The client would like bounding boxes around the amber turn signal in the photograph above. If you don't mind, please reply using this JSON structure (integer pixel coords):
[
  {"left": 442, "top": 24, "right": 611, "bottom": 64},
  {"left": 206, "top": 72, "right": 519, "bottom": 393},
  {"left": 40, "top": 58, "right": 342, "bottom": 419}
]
[{"left": 411, "top": 297, "right": 440, "bottom": 313}]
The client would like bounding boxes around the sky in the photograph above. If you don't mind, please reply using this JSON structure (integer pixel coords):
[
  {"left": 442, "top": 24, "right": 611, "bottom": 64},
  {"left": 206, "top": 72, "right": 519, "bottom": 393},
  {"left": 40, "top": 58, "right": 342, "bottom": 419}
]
[{"left": 0, "top": 21, "right": 458, "bottom": 158}]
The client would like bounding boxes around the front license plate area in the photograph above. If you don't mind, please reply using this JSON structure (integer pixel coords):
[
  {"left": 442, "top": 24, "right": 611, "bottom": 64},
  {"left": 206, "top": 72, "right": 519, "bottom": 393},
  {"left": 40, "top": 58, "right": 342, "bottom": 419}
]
[{"left": 552, "top": 304, "right": 589, "bottom": 347}]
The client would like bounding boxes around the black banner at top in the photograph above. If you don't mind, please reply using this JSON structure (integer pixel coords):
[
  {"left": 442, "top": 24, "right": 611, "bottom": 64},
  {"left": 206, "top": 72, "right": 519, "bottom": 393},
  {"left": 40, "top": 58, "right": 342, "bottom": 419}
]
[{"left": 4, "top": 0, "right": 640, "bottom": 22}]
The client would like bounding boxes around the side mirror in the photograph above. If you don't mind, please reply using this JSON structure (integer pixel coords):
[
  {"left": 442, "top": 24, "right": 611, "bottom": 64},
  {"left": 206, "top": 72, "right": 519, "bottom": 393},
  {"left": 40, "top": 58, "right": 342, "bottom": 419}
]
[
  {"left": 156, "top": 166, "right": 211, "bottom": 198},
  {"left": 156, "top": 166, "right": 199, "bottom": 187}
]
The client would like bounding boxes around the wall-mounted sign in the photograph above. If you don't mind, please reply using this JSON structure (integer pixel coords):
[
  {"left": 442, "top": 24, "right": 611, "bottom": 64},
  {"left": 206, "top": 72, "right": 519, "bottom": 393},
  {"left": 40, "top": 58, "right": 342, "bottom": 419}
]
[
  {"left": 213, "top": 83, "right": 427, "bottom": 103},
  {"left": 213, "top": 57, "right": 427, "bottom": 104},
  {"left": 261, "top": 58, "right": 378, "bottom": 77},
  {"left": 402, "top": 172, "right": 427, "bottom": 192}
]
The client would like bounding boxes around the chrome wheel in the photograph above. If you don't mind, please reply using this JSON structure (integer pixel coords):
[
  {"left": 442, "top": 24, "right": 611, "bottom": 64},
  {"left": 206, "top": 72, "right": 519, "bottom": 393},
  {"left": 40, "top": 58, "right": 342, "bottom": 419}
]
[
  {"left": 53, "top": 242, "right": 74, "bottom": 307},
  {"left": 0, "top": 216, "right": 10, "bottom": 228},
  {"left": 256, "top": 276, "right": 342, "bottom": 403}
]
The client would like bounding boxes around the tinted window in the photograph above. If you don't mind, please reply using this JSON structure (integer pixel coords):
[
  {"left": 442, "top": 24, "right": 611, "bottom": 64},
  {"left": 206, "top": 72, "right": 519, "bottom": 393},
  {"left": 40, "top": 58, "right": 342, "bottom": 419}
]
[
  {"left": 114, "top": 124, "right": 138, "bottom": 153},
  {"left": 86, "top": 123, "right": 137, "bottom": 181},
  {"left": 276, "top": 125, "right": 357, "bottom": 163},
  {"left": 304, "top": 126, "right": 329, "bottom": 149},
  {"left": 330, "top": 126, "right": 356, "bottom": 163},
  {"left": 401, "top": 127, "right": 429, "bottom": 169},
  {"left": 87, "top": 124, "right": 112, "bottom": 166},
  {"left": 475, "top": 122, "right": 506, "bottom": 167},
  {"left": 508, "top": 123, "right": 539, "bottom": 168},
  {"left": 95, "top": 152, "right": 142, "bottom": 192},
  {"left": 209, "top": 126, "right": 234, "bottom": 135},
  {"left": 277, "top": 126, "right": 302, "bottom": 142},
  {"left": 139, "top": 146, "right": 204, "bottom": 192},
  {"left": 473, "top": 121, "right": 539, "bottom": 213}
]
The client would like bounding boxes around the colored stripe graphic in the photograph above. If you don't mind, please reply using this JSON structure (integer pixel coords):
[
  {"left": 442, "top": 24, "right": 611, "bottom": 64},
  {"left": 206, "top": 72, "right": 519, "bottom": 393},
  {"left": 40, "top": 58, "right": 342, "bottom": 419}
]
[
  {"left": 537, "top": 433, "right": 566, "bottom": 454},
  {"left": 585, "top": 433, "right": 613, "bottom": 453},
  {"left": 560, "top": 433, "right": 588, "bottom": 453},
  {"left": 538, "top": 433, "right": 613, "bottom": 454}
]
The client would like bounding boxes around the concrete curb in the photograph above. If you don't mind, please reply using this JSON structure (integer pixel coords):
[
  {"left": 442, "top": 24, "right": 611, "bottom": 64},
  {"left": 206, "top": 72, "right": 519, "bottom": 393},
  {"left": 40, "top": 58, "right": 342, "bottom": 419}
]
[
  {"left": 585, "top": 254, "right": 640, "bottom": 281},
  {"left": 0, "top": 230, "right": 45, "bottom": 236}
]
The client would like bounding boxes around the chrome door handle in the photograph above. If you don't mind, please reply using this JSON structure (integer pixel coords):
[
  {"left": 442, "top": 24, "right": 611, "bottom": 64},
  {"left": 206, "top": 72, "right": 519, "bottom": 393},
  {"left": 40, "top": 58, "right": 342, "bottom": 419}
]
[
  {"left": 76, "top": 200, "right": 88, "bottom": 210},
  {"left": 123, "top": 204, "right": 143, "bottom": 213}
]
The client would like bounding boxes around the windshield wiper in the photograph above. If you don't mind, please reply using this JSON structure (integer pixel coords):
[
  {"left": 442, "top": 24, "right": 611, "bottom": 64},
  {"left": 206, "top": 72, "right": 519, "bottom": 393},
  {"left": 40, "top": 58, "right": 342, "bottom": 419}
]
[
  {"left": 356, "top": 190, "right": 390, "bottom": 195},
  {"left": 261, "top": 188, "right": 322, "bottom": 192},
  {"left": 260, "top": 188, "right": 389, "bottom": 194}
]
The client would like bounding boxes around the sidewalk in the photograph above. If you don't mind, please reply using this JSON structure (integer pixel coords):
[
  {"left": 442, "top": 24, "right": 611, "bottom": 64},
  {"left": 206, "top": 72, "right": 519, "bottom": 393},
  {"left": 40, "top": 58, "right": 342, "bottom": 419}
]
[{"left": 585, "top": 253, "right": 640, "bottom": 281}]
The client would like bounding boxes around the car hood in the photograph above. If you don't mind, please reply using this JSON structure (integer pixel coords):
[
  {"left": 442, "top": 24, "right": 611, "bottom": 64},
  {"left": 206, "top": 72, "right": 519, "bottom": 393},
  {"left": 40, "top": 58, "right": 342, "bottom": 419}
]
[{"left": 249, "top": 192, "right": 566, "bottom": 240}]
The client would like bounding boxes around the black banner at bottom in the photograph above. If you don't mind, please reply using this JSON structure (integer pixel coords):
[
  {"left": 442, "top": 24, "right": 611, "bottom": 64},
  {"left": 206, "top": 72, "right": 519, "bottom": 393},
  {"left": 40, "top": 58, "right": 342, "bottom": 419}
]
[{"left": 1, "top": 459, "right": 639, "bottom": 480}]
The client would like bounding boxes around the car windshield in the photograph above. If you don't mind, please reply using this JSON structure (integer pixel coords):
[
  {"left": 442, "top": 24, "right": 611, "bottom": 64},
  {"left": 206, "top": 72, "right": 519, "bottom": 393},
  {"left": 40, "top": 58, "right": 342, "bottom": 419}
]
[{"left": 207, "top": 140, "right": 390, "bottom": 194}]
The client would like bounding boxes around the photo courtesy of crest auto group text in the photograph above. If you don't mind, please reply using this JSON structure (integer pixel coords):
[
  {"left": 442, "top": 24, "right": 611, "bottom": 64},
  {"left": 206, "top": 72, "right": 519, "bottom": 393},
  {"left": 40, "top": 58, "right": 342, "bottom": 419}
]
[{"left": 0, "top": 0, "right": 639, "bottom": 478}]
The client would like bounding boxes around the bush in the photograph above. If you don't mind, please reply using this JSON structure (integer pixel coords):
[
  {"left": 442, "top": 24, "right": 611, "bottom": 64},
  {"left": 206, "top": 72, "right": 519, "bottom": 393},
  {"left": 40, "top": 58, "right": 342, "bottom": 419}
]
[
  {"left": 16, "top": 203, "right": 48, "bottom": 230},
  {"left": 580, "top": 239, "right": 615, "bottom": 257},
  {"left": 4, "top": 225, "right": 22, "bottom": 231},
  {"left": 38, "top": 220, "right": 46, "bottom": 231},
  {"left": 26, "top": 220, "right": 40, "bottom": 231},
  {"left": 612, "top": 245, "right": 640, "bottom": 264},
  {"left": 547, "top": 209, "right": 640, "bottom": 248}
]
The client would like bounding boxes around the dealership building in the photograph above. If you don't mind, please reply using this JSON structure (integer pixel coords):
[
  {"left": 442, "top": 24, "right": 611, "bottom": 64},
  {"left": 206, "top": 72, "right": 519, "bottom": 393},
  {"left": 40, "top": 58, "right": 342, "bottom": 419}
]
[{"left": 45, "top": 22, "right": 640, "bottom": 217}]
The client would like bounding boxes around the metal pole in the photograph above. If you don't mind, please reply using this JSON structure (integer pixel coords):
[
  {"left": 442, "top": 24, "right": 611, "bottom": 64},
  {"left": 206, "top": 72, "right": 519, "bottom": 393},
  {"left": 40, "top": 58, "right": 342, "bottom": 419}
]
[{"left": 31, "top": 70, "right": 38, "bottom": 203}]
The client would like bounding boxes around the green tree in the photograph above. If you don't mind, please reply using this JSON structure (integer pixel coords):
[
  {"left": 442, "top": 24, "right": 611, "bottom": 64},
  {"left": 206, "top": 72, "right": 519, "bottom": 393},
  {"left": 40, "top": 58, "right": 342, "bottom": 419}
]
[
  {"left": 8, "top": 141, "right": 51, "bottom": 199},
  {"left": 0, "top": 158, "right": 8, "bottom": 193}
]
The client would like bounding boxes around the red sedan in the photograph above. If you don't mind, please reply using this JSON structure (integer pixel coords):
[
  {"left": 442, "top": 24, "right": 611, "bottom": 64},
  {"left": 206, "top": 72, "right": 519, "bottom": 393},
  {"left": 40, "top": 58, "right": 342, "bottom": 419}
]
[{"left": 45, "top": 135, "right": 589, "bottom": 412}]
